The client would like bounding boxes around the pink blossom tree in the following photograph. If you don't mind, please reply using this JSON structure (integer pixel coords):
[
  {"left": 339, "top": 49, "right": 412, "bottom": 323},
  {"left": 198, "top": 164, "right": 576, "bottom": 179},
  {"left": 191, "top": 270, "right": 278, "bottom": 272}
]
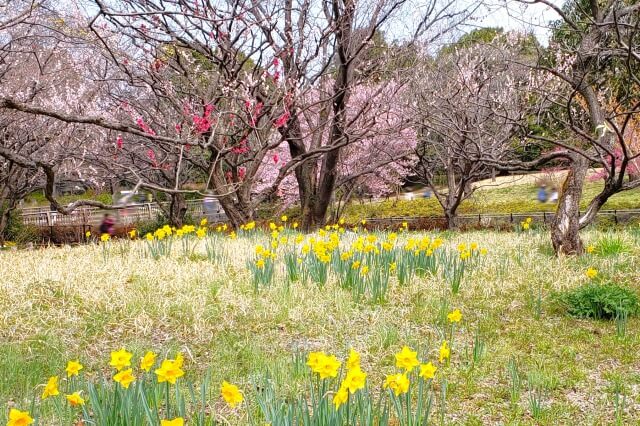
[
  {"left": 0, "top": 0, "right": 477, "bottom": 229},
  {"left": 255, "top": 82, "right": 417, "bottom": 218}
]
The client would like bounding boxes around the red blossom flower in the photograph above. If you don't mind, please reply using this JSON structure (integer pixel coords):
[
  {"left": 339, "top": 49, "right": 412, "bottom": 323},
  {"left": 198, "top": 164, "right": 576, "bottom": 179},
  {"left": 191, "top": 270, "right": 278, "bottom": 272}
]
[
  {"left": 273, "top": 110, "right": 290, "bottom": 128},
  {"left": 136, "top": 117, "right": 156, "bottom": 135},
  {"left": 192, "top": 104, "right": 215, "bottom": 133},
  {"left": 254, "top": 102, "right": 263, "bottom": 116},
  {"left": 231, "top": 139, "right": 249, "bottom": 154},
  {"left": 147, "top": 149, "right": 158, "bottom": 167}
]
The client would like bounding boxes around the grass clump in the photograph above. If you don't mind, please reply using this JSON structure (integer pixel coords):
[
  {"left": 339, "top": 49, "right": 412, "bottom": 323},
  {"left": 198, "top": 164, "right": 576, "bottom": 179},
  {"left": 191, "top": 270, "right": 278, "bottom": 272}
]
[
  {"left": 558, "top": 283, "right": 639, "bottom": 320},
  {"left": 593, "top": 233, "right": 632, "bottom": 256}
]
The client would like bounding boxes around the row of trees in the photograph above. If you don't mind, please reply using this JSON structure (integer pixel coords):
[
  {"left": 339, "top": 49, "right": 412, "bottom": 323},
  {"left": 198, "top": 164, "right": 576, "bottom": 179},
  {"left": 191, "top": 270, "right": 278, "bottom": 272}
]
[{"left": 0, "top": 0, "right": 639, "bottom": 254}]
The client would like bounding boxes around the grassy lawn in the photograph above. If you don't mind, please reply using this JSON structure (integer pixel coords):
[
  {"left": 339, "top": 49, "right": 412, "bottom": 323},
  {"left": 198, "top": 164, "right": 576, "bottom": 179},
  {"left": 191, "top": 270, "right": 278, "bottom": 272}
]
[
  {"left": 342, "top": 181, "right": 640, "bottom": 220},
  {"left": 1, "top": 226, "right": 639, "bottom": 424}
]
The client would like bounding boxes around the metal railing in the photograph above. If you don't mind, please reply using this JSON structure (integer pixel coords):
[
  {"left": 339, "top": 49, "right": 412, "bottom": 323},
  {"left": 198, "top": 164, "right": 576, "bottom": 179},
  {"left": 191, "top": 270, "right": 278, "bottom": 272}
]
[
  {"left": 364, "top": 209, "right": 640, "bottom": 227},
  {"left": 19, "top": 199, "right": 227, "bottom": 227},
  {"left": 17, "top": 198, "right": 640, "bottom": 230}
]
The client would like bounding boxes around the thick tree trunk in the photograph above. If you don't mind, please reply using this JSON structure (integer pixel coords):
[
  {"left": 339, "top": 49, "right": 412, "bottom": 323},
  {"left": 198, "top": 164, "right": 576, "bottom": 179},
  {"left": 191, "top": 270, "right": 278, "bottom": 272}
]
[
  {"left": 313, "top": 149, "right": 340, "bottom": 228},
  {"left": 295, "top": 0, "right": 353, "bottom": 232},
  {"left": 283, "top": 114, "right": 318, "bottom": 232},
  {"left": 551, "top": 158, "right": 588, "bottom": 255},
  {"left": 294, "top": 158, "right": 319, "bottom": 232},
  {"left": 168, "top": 193, "right": 187, "bottom": 227},
  {"left": 444, "top": 208, "right": 458, "bottom": 230},
  {"left": 217, "top": 197, "right": 252, "bottom": 229}
]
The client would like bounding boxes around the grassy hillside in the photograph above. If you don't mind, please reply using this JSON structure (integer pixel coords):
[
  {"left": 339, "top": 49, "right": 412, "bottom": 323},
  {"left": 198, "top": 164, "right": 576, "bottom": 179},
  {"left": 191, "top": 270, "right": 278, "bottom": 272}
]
[{"left": 342, "top": 182, "right": 640, "bottom": 220}]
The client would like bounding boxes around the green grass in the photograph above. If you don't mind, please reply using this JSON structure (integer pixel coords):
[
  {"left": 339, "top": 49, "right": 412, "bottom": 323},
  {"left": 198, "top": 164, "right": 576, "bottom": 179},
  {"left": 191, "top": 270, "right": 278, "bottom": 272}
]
[
  {"left": 0, "top": 229, "right": 639, "bottom": 424},
  {"left": 341, "top": 181, "right": 640, "bottom": 220},
  {"left": 23, "top": 190, "right": 113, "bottom": 208}
]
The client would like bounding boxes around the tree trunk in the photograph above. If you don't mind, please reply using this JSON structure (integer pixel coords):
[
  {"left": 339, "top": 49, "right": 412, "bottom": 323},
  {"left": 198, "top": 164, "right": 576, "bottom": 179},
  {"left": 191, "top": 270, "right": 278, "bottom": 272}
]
[
  {"left": 551, "top": 158, "right": 588, "bottom": 255},
  {"left": 0, "top": 207, "right": 11, "bottom": 245},
  {"left": 168, "top": 193, "right": 187, "bottom": 227},
  {"left": 283, "top": 114, "right": 318, "bottom": 232},
  {"left": 578, "top": 183, "right": 615, "bottom": 228},
  {"left": 218, "top": 199, "right": 252, "bottom": 229},
  {"left": 0, "top": 198, "right": 18, "bottom": 245},
  {"left": 444, "top": 208, "right": 458, "bottom": 230},
  {"left": 296, "top": 0, "right": 353, "bottom": 232}
]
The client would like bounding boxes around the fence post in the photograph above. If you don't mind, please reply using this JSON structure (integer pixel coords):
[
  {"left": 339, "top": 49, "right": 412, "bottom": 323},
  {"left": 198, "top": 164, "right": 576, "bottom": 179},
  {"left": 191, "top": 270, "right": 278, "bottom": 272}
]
[
  {"left": 82, "top": 209, "right": 86, "bottom": 240},
  {"left": 614, "top": 210, "right": 618, "bottom": 224},
  {"left": 146, "top": 203, "right": 153, "bottom": 220},
  {"left": 47, "top": 211, "right": 53, "bottom": 243},
  {"left": 543, "top": 212, "right": 546, "bottom": 223},
  {"left": 510, "top": 213, "right": 513, "bottom": 223}
]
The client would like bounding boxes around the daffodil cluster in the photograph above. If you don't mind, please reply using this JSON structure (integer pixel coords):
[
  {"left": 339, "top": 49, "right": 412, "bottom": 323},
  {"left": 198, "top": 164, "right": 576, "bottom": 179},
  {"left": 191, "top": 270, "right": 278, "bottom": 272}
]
[
  {"left": 456, "top": 242, "right": 488, "bottom": 261},
  {"left": 15, "top": 348, "right": 248, "bottom": 425},
  {"left": 520, "top": 217, "right": 533, "bottom": 231}
]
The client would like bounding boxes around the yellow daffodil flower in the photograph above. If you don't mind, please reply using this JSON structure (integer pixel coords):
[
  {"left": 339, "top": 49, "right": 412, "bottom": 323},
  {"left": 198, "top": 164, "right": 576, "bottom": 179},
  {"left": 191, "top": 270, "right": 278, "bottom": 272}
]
[
  {"left": 113, "top": 368, "right": 136, "bottom": 389},
  {"left": 395, "top": 346, "right": 419, "bottom": 372},
  {"left": 155, "top": 359, "right": 185, "bottom": 384},
  {"left": 65, "top": 360, "right": 83, "bottom": 377},
  {"left": 7, "top": 409, "right": 33, "bottom": 426},
  {"left": 109, "top": 348, "right": 133, "bottom": 371},
  {"left": 161, "top": 418, "right": 184, "bottom": 426},
  {"left": 383, "top": 373, "right": 410, "bottom": 396},
  {"left": 346, "top": 348, "right": 360, "bottom": 370},
  {"left": 447, "top": 309, "right": 462, "bottom": 323},
  {"left": 342, "top": 366, "right": 367, "bottom": 393},
  {"left": 140, "top": 351, "right": 157, "bottom": 372},
  {"left": 333, "top": 386, "right": 348, "bottom": 409},
  {"left": 419, "top": 362, "right": 437, "bottom": 380},
  {"left": 220, "top": 381, "right": 243, "bottom": 408},
  {"left": 41, "top": 376, "right": 59, "bottom": 399},
  {"left": 439, "top": 341, "right": 450, "bottom": 363},
  {"left": 65, "top": 391, "right": 85, "bottom": 407}
]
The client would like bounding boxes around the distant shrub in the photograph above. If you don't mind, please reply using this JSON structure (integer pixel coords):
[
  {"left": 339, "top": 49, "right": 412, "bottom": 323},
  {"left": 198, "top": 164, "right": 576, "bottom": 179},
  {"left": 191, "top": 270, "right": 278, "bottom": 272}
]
[
  {"left": 4, "top": 210, "right": 41, "bottom": 245},
  {"left": 133, "top": 215, "right": 169, "bottom": 237},
  {"left": 558, "top": 283, "right": 639, "bottom": 320}
]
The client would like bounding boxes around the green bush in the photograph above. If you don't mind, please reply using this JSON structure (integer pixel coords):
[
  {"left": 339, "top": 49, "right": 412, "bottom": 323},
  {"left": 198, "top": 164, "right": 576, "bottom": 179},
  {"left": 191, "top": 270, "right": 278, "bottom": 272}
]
[
  {"left": 558, "top": 283, "right": 639, "bottom": 320},
  {"left": 132, "top": 215, "right": 170, "bottom": 237},
  {"left": 4, "top": 210, "right": 41, "bottom": 245}
]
